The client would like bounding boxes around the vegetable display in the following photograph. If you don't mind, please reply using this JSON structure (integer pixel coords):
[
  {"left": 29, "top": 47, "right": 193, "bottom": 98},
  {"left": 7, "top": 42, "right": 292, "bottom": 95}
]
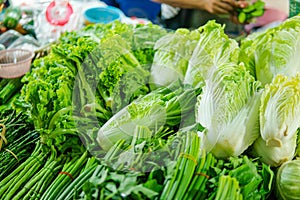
[{"left": 1, "top": 15, "right": 300, "bottom": 199}]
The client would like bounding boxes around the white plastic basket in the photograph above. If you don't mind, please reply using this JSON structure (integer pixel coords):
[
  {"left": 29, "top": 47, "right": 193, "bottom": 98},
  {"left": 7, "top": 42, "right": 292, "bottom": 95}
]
[{"left": 0, "top": 49, "right": 34, "bottom": 78}]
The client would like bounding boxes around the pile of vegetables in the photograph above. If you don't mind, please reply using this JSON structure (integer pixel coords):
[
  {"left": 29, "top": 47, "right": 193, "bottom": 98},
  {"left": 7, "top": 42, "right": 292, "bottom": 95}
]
[{"left": 1, "top": 14, "right": 300, "bottom": 199}]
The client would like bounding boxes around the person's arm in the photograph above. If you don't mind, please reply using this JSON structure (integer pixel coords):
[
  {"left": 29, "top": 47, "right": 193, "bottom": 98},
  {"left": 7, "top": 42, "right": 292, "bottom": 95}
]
[{"left": 152, "top": 0, "right": 247, "bottom": 15}]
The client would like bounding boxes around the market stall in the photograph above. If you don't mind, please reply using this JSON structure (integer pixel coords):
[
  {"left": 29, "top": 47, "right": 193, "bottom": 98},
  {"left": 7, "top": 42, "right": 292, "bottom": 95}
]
[{"left": 0, "top": 0, "right": 300, "bottom": 199}]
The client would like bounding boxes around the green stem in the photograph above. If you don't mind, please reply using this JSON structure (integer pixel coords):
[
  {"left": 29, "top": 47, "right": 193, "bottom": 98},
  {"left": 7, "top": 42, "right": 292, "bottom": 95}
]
[
  {"left": 57, "top": 163, "right": 98, "bottom": 200},
  {"left": 0, "top": 142, "right": 42, "bottom": 194},
  {"left": 42, "top": 152, "right": 88, "bottom": 200},
  {"left": 4, "top": 155, "right": 45, "bottom": 200}
]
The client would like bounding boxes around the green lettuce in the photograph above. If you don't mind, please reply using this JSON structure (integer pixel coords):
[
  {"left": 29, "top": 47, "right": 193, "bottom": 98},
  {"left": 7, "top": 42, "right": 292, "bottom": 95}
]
[{"left": 132, "top": 23, "right": 167, "bottom": 69}]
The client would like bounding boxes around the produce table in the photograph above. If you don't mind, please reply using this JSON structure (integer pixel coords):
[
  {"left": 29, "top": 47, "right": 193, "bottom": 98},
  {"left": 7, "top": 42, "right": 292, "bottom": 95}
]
[{"left": 0, "top": 14, "right": 300, "bottom": 200}]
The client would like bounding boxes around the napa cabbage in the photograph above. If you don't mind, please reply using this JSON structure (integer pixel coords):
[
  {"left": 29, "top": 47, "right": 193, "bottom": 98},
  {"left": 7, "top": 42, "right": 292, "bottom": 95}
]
[{"left": 196, "top": 63, "right": 262, "bottom": 158}]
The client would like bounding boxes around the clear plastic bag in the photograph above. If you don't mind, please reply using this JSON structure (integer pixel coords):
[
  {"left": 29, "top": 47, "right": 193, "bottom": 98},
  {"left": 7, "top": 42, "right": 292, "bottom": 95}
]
[
  {"left": 0, "top": 30, "right": 22, "bottom": 48},
  {"left": 8, "top": 35, "right": 41, "bottom": 51}
]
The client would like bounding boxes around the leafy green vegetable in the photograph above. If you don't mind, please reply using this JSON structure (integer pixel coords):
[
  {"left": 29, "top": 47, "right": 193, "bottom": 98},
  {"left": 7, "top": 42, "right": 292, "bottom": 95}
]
[
  {"left": 184, "top": 20, "right": 240, "bottom": 89},
  {"left": 252, "top": 134, "right": 297, "bottom": 167},
  {"left": 239, "top": 16, "right": 300, "bottom": 86},
  {"left": 14, "top": 53, "right": 79, "bottom": 151},
  {"left": 196, "top": 63, "right": 262, "bottom": 158},
  {"left": 214, "top": 175, "right": 243, "bottom": 200},
  {"left": 150, "top": 28, "right": 200, "bottom": 88},
  {"left": 97, "top": 82, "right": 200, "bottom": 151},
  {"left": 207, "top": 156, "right": 274, "bottom": 200},
  {"left": 236, "top": 0, "right": 265, "bottom": 24},
  {"left": 132, "top": 23, "right": 167, "bottom": 69},
  {"left": 276, "top": 159, "right": 300, "bottom": 200},
  {"left": 96, "top": 34, "right": 150, "bottom": 113},
  {"left": 14, "top": 21, "right": 166, "bottom": 154},
  {"left": 252, "top": 74, "right": 300, "bottom": 165},
  {"left": 259, "top": 74, "right": 300, "bottom": 148},
  {"left": 160, "top": 130, "right": 200, "bottom": 200}
]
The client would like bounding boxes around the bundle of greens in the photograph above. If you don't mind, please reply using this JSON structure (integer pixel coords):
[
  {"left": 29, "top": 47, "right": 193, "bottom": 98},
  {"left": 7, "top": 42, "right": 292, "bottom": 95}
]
[
  {"left": 0, "top": 78, "right": 22, "bottom": 105},
  {"left": 213, "top": 176, "right": 243, "bottom": 200},
  {"left": 40, "top": 152, "right": 89, "bottom": 200},
  {"left": 97, "top": 82, "right": 200, "bottom": 151},
  {"left": 14, "top": 53, "right": 80, "bottom": 152},
  {"left": 0, "top": 78, "right": 23, "bottom": 114},
  {"left": 0, "top": 142, "right": 49, "bottom": 199},
  {"left": 236, "top": 0, "right": 265, "bottom": 24},
  {"left": 13, "top": 21, "right": 167, "bottom": 154},
  {"left": 160, "top": 130, "right": 200, "bottom": 200},
  {"left": 207, "top": 156, "right": 274, "bottom": 200},
  {"left": 0, "top": 111, "right": 37, "bottom": 180},
  {"left": 183, "top": 151, "right": 216, "bottom": 199}
]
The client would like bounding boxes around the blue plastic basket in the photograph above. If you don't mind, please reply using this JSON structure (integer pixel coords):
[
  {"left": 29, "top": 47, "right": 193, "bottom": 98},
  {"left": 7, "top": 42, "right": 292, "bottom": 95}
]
[
  {"left": 115, "top": 0, "right": 161, "bottom": 22},
  {"left": 84, "top": 6, "right": 123, "bottom": 24}
]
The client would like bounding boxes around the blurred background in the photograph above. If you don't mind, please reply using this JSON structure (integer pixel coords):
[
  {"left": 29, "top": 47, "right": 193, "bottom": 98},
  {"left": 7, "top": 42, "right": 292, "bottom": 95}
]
[{"left": 0, "top": 0, "right": 294, "bottom": 51}]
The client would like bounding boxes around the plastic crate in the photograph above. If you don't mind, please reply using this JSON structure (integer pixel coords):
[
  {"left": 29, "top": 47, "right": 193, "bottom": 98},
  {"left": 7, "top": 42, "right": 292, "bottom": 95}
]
[{"left": 104, "top": 0, "right": 161, "bottom": 22}]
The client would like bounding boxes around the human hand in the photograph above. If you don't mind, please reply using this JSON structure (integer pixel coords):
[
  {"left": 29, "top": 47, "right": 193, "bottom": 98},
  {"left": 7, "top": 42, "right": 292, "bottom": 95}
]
[
  {"left": 151, "top": 0, "right": 248, "bottom": 15},
  {"left": 203, "top": 0, "right": 250, "bottom": 15},
  {"left": 230, "top": 0, "right": 250, "bottom": 24}
]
